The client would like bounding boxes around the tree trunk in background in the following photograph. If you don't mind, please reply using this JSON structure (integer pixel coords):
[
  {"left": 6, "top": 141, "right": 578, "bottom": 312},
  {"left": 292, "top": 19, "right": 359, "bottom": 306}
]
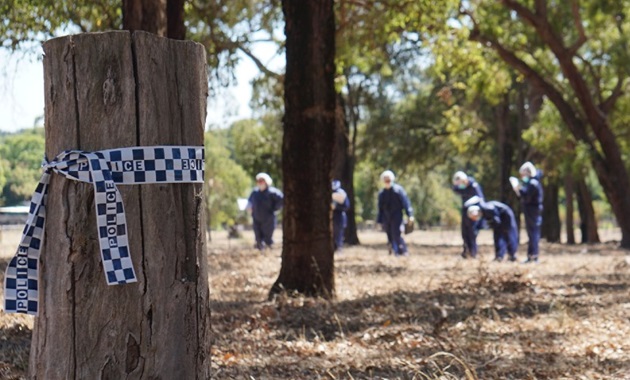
[
  {"left": 541, "top": 179, "right": 560, "bottom": 242},
  {"left": 270, "top": 0, "right": 336, "bottom": 298},
  {"left": 123, "top": 0, "right": 167, "bottom": 36},
  {"left": 123, "top": 0, "right": 185, "bottom": 39},
  {"left": 333, "top": 93, "right": 359, "bottom": 245},
  {"left": 344, "top": 76, "right": 363, "bottom": 244},
  {"left": 32, "top": 31, "right": 209, "bottom": 378},
  {"left": 576, "top": 178, "right": 600, "bottom": 244},
  {"left": 496, "top": 95, "right": 513, "bottom": 204},
  {"left": 342, "top": 153, "right": 360, "bottom": 245},
  {"left": 471, "top": 4, "right": 630, "bottom": 247},
  {"left": 564, "top": 174, "right": 576, "bottom": 244},
  {"left": 166, "top": 0, "right": 186, "bottom": 39}
]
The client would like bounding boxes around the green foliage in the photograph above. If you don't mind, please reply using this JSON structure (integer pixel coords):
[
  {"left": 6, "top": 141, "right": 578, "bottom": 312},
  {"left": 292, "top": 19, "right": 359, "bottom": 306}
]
[
  {"left": 205, "top": 114, "right": 285, "bottom": 229},
  {"left": 359, "top": 83, "right": 453, "bottom": 170},
  {"left": 0, "top": 0, "right": 120, "bottom": 51},
  {"left": 0, "top": 158, "right": 6, "bottom": 204},
  {"left": 353, "top": 160, "right": 379, "bottom": 223},
  {"left": 335, "top": 0, "right": 459, "bottom": 76},
  {"left": 0, "top": 0, "right": 283, "bottom": 91},
  {"left": 186, "top": 0, "right": 284, "bottom": 87},
  {"left": 523, "top": 99, "right": 592, "bottom": 179},
  {"left": 0, "top": 127, "right": 45, "bottom": 205},
  {"left": 401, "top": 169, "right": 461, "bottom": 228},
  {"left": 4, "top": 0, "right": 630, "bottom": 233},
  {"left": 430, "top": 26, "right": 513, "bottom": 105},
  {"left": 204, "top": 130, "right": 251, "bottom": 229},
  {"left": 353, "top": 160, "right": 461, "bottom": 228},
  {"left": 228, "top": 116, "right": 282, "bottom": 185}
]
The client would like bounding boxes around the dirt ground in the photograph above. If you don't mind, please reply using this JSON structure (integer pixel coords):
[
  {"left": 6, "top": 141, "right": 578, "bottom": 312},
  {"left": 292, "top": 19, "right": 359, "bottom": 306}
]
[{"left": 1, "top": 227, "right": 629, "bottom": 379}]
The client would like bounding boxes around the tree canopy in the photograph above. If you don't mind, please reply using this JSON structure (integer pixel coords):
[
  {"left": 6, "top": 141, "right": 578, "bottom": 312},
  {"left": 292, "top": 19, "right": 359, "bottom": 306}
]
[{"left": 1, "top": 0, "right": 628, "bottom": 244}]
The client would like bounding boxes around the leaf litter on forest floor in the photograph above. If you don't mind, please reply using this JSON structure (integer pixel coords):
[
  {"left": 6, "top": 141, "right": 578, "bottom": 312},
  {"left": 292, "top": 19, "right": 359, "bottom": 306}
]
[
  {"left": 0, "top": 229, "right": 629, "bottom": 379},
  {"left": 209, "top": 230, "right": 630, "bottom": 379}
]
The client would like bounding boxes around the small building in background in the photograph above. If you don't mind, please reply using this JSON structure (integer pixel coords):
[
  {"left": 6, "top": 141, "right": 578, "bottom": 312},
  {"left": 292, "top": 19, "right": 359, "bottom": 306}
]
[{"left": 0, "top": 205, "right": 29, "bottom": 225}]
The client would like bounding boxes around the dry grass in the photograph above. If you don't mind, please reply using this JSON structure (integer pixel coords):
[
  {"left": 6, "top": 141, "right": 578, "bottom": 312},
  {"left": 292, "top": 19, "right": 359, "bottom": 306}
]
[
  {"left": 209, "top": 229, "right": 630, "bottom": 380},
  {"left": 1, "top": 227, "right": 629, "bottom": 379}
]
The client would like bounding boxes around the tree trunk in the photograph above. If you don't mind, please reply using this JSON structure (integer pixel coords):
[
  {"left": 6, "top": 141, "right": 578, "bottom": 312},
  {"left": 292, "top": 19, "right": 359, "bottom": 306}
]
[
  {"left": 270, "top": 0, "right": 336, "bottom": 298},
  {"left": 343, "top": 76, "right": 363, "bottom": 245},
  {"left": 332, "top": 93, "right": 359, "bottom": 245},
  {"left": 576, "top": 178, "right": 600, "bottom": 244},
  {"left": 123, "top": 0, "right": 167, "bottom": 36},
  {"left": 342, "top": 154, "right": 360, "bottom": 245},
  {"left": 495, "top": 95, "right": 512, "bottom": 203},
  {"left": 33, "top": 31, "right": 209, "bottom": 379},
  {"left": 564, "top": 174, "right": 576, "bottom": 244},
  {"left": 166, "top": 0, "right": 186, "bottom": 40},
  {"left": 541, "top": 178, "right": 560, "bottom": 242}
]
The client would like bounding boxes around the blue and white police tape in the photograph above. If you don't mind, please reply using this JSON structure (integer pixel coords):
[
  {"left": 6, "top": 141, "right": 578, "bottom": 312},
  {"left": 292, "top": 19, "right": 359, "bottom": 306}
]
[{"left": 4, "top": 146, "right": 204, "bottom": 315}]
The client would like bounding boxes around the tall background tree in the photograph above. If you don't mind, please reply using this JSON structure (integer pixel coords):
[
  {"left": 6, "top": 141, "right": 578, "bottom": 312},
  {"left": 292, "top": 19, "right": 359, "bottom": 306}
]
[
  {"left": 462, "top": 0, "right": 630, "bottom": 247},
  {"left": 270, "top": 0, "right": 336, "bottom": 298}
]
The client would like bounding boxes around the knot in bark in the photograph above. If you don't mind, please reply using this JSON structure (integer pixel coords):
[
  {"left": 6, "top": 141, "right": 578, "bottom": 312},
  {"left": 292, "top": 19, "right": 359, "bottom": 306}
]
[{"left": 103, "top": 68, "right": 118, "bottom": 106}]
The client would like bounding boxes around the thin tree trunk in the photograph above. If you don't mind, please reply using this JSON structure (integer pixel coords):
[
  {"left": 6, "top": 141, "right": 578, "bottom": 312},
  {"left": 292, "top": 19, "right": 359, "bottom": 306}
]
[
  {"left": 576, "top": 178, "right": 600, "bottom": 244},
  {"left": 542, "top": 178, "right": 560, "bottom": 242},
  {"left": 565, "top": 174, "right": 576, "bottom": 244},
  {"left": 32, "top": 31, "right": 209, "bottom": 378},
  {"left": 342, "top": 154, "right": 360, "bottom": 245},
  {"left": 270, "top": 0, "right": 336, "bottom": 298},
  {"left": 332, "top": 93, "right": 359, "bottom": 245},
  {"left": 496, "top": 95, "right": 512, "bottom": 203},
  {"left": 344, "top": 77, "right": 363, "bottom": 245}
]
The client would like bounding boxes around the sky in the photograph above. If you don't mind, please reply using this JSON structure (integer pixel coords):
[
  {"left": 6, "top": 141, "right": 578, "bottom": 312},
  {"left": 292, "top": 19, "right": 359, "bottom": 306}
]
[
  {"left": 0, "top": 41, "right": 283, "bottom": 133},
  {"left": 0, "top": 49, "right": 46, "bottom": 132}
]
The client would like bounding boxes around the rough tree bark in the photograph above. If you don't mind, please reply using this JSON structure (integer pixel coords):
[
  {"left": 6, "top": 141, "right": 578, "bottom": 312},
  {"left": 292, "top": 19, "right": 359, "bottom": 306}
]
[
  {"left": 166, "top": 0, "right": 186, "bottom": 40},
  {"left": 565, "top": 174, "right": 576, "bottom": 244},
  {"left": 270, "top": 0, "right": 336, "bottom": 298},
  {"left": 576, "top": 178, "right": 600, "bottom": 244},
  {"left": 123, "top": 0, "right": 167, "bottom": 36},
  {"left": 32, "top": 31, "right": 209, "bottom": 379}
]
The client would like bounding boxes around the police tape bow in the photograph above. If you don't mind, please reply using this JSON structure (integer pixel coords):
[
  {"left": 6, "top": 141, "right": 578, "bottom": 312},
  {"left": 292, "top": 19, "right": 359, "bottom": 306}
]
[{"left": 3, "top": 146, "right": 204, "bottom": 315}]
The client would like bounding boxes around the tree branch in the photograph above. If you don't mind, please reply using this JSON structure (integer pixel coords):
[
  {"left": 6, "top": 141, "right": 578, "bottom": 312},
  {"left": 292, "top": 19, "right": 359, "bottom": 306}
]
[
  {"left": 502, "top": 0, "right": 547, "bottom": 31},
  {"left": 501, "top": 0, "right": 610, "bottom": 130},
  {"left": 469, "top": 29, "right": 594, "bottom": 150},
  {"left": 234, "top": 42, "right": 281, "bottom": 79},
  {"left": 600, "top": 75, "right": 627, "bottom": 114},
  {"left": 567, "top": 0, "right": 587, "bottom": 55},
  {"left": 575, "top": 53, "right": 603, "bottom": 103}
]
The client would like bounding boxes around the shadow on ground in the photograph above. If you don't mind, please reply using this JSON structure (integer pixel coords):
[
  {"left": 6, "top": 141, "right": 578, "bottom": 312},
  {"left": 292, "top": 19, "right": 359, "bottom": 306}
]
[{"left": 210, "top": 243, "right": 630, "bottom": 379}]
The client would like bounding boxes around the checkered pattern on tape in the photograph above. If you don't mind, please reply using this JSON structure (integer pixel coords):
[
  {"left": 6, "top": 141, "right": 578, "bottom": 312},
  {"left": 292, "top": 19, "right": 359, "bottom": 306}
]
[
  {"left": 89, "top": 152, "right": 137, "bottom": 285},
  {"left": 4, "top": 172, "right": 50, "bottom": 315},
  {"left": 3, "top": 146, "right": 204, "bottom": 315},
  {"left": 45, "top": 147, "right": 204, "bottom": 185}
]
